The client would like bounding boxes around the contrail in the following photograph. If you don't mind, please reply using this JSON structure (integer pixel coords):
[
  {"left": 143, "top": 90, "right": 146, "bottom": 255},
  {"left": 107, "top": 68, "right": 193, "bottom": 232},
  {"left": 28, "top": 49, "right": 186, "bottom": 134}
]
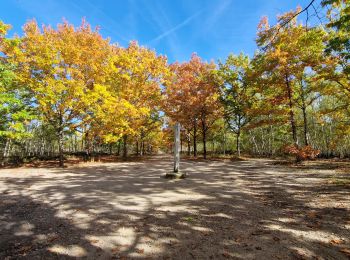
[{"left": 148, "top": 10, "right": 203, "bottom": 44}]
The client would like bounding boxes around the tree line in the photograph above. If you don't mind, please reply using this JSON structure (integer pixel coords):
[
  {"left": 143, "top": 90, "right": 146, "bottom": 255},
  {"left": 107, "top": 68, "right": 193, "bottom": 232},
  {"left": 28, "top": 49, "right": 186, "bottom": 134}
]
[{"left": 0, "top": 1, "right": 349, "bottom": 166}]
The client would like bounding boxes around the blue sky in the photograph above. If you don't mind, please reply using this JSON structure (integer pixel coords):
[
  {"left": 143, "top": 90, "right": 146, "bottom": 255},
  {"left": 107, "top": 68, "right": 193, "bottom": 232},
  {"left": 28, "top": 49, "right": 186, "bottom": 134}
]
[{"left": 0, "top": 0, "right": 323, "bottom": 63}]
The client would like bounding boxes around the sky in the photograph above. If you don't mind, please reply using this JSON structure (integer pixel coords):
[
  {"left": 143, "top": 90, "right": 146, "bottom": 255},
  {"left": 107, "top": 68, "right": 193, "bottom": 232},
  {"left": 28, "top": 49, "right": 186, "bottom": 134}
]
[{"left": 0, "top": 0, "right": 324, "bottom": 63}]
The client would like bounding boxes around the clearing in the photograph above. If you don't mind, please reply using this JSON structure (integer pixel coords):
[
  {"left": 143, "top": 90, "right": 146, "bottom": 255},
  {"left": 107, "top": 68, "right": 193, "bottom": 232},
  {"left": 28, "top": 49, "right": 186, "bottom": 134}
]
[{"left": 0, "top": 156, "right": 349, "bottom": 259}]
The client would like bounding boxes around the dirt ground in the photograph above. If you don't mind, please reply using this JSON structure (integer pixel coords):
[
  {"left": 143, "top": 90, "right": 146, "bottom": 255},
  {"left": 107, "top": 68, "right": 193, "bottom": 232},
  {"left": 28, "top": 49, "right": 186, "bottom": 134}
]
[{"left": 0, "top": 156, "right": 349, "bottom": 260}]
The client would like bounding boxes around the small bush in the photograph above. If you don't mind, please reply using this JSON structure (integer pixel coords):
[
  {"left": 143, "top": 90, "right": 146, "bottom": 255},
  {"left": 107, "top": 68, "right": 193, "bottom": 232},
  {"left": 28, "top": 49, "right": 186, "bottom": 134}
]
[{"left": 284, "top": 144, "right": 320, "bottom": 161}]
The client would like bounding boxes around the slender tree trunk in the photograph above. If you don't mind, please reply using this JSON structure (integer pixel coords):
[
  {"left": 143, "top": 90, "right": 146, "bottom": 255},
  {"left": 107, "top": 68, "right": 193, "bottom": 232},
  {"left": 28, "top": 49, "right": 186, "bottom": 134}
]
[
  {"left": 3, "top": 138, "right": 10, "bottom": 158},
  {"left": 74, "top": 135, "right": 78, "bottom": 153},
  {"left": 223, "top": 127, "right": 226, "bottom": 156},
  {"left": 193, "top": 120, "right": 197, "bottom": 157},
  {"left": 302, "top": 105, "right": 309, "bottom": 146},
  {"left": 123, "top": 135, "right": 128, "bottom": 159},
  {"left": 58, "top": 127, "right": 64, "bottom": 167},
  {"left": 85, "top": 131, "right": 91, "bottom": 162},
  {"left": 91, "top": 138, "right": 95, "bottom": 162},
  {"left": 81, "top": 133, "right": 84, "bottom": 153},
  {"left": 202, "top": 129, "right": 207, "bottom": 159},
  {"left": 187, "top": 132, "right": 191, "bottom": 156},
  {"left": 270, "top": 124, "right": 274, "bottom": 156},
  {"left": 236, "top": 130, "right": 241, "bottom": 157},
  {"left": 109, "top": 143, "right": 113, "bottom": 155},
  {"left": 201, "top": 113, "right": 208, "bottom": 159},
  {"left": 180, "top": 137, "right": 183, "bottom": 154},
  {"left": 285, "top": 74, "right": 298, "bottom": 145},
  {"left": 117, "top": 140, "right": 121, "bottom": 156},
  {"left": 212, "top": 139, "right": 215, "bottom": 156},
  {"left": 136, "top": 140, "right": 139, "bottom": 156},
  {"left": 250, "top": 132, "right": 260, "bottom": 155}
]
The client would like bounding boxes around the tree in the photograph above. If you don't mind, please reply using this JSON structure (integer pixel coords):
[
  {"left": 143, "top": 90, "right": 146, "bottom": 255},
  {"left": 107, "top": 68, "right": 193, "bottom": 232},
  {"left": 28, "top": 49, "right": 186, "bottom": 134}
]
[
  {"left": 2, "top": 19, "right": 112, "bottom": 166},
  {"left": 320, "top": 0, "right": 350, "bottom": 128},
  {"left": 218, "top": 53, "right": 255, "bottom": 156},
  {"left": 163, "top": 54, "right": 221, "bottom": 159},
  {"left": 322, "top": 0, "right": 350, "bottom": 74},
  {"left": 0, "top": 21, "right": 34, "bottom": 161},
  {"left": 255, "top": 9, "right": 327, "bottom": 148},
  {"left": 96, "top": 41, "right": 169, "bottom": 158}
]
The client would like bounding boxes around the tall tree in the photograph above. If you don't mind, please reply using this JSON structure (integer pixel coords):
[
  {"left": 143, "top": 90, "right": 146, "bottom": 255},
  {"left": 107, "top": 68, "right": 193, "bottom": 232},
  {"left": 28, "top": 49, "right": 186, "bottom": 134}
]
[
  {"left": 2, "top": 19, "right": 112, "bottom": 166},
  {"left": 255, "top": 9, "right": 327, "bottom": 147},
  {"left": 218, "top": 53, "right": 255, "bottom": 156},
  {"left": 0, "top": 21, "right": 34, "bottom": 160},
  {"left": 163, "top": 54, "right": 221, "bottom": 159},
  {"left": 96, "top": 41, "right": 169, "bottom": 158}
]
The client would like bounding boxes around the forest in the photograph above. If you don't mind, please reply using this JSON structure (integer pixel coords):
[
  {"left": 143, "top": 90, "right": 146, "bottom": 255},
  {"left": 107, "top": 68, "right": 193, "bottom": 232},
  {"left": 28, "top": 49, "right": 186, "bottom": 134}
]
[{"left": 0, "top": 0, "right": 349, "bottom": 167}]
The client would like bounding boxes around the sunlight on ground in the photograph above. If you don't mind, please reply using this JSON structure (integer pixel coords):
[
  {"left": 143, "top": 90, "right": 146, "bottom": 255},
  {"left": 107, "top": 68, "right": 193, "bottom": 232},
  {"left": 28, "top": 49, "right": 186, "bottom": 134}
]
[{"left": 48, "top": 245, "right": 87, "bottom": 257}]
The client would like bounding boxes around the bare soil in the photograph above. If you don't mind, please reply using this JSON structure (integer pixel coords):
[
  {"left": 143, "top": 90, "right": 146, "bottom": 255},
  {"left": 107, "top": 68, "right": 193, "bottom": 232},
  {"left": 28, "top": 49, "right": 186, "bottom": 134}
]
[{"left": 0, "top": 156, "right": 349, "bottom": 259}]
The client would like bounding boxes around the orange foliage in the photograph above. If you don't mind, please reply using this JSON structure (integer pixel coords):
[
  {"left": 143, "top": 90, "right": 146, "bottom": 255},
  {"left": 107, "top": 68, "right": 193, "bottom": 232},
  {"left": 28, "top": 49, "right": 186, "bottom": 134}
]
[{"left": 284, "top": 144, "right": 320, "bottom": 161}]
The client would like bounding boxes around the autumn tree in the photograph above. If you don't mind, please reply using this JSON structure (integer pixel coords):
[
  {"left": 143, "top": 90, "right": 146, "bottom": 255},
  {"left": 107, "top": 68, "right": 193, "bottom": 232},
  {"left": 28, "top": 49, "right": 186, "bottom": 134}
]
[
  {"left": 163, "top": 62, "right": 197, "bottom": 156},
  {"left": 255, "top": 9, "right": 327, "bottom": 149},
  {"left": 95, "top": 41, "right": 169, "bottom": 158},
  {"left": 2, "top": 19, "right": 112, "bottom": 166},
  {"left": 163, "top": 54, "right": 221, "bottom": 159}
]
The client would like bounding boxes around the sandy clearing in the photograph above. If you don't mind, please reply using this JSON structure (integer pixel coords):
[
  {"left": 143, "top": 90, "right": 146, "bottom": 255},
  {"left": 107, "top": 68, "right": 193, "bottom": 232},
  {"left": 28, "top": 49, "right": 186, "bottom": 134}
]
[{"left": 0, "top": 156, "right": 349, "bottom": 259}]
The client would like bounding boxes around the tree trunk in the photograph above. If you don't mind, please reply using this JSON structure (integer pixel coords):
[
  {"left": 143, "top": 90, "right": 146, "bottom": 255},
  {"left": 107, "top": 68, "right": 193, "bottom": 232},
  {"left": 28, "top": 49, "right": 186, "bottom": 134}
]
[
  {"left": 285, "top": 74, "right": 298, "bottom": 145},
  {"left": 193, "top": 120, "right": 197, "bottom": 157},
  {"left": 142, "top": 141, "right": 145, "bottom": 156},
  {"left": 117, "top": 140, "right": 121, "bottom": 156},
  {"left": 58, "top": 127, "right": 64, "bottom": 167},
  {"left": 84, "top": 131, "right": 91, "bottom": 162},
  {"left": 74, "top": 134, "right": 78, "bottom": 153},
  {"left": 302, "top": 105, "right": 309, "bottom": 146},
  {"left": 212, "top": 139, "right": 215, "bottom": 156},
  {"left": 223, "top": 127, "right": 226, "bottom": 156},
  {"left": 187, "top": 132, "right": 191, "bottom": 156},
  {"left": 201, "top": 115, "right": 207, "bottom": 159},
  {"left": 203, "top": 129, "right": 207, "bottom": 159},
  {"left": 180, "top": 137, "right": 183, "bottom": 154},
  {"left": 109, "top": 143, "right": 113, "bottom": 155},
  {"left": 236, "top": 130, "right": 241, "bottom": 157},
  {"left": 123, "top": 135, "right": 128, "bottom": 159},
  {"left": 136, "top": 140, "right": 139, "bottom": 156},
  {"left": 3, "top": 138, "right": 11, "bottom": 158}
]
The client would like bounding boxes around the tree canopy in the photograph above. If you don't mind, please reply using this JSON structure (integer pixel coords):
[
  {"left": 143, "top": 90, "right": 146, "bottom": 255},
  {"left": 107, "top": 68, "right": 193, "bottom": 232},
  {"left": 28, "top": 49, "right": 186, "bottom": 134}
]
[{"left": 1, "top": 2, "right": 350, "bottom": 165}]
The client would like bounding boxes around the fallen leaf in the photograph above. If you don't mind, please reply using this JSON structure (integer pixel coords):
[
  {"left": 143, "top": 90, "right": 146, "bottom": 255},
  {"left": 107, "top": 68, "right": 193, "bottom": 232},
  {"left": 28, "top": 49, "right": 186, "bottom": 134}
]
[{"left": 330, "top": 239, "right": 343, "bottom": 245}]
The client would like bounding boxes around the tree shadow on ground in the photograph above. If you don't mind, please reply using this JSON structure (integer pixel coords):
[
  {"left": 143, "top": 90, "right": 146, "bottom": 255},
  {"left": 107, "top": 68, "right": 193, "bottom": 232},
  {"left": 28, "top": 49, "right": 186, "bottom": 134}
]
[{"left": 0, "top": 156, "right": 349, "bottom": 259}]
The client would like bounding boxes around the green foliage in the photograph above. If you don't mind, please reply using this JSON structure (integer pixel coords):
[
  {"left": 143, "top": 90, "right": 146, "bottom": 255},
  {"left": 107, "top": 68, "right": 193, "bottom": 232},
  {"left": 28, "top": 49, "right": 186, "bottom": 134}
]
[
  {"left": 0, "top": 59, "right": 34, "bottom": 141},
  {"left": 322, "top": 0, "right": 350, "bottom": 73},
  {"left": 1, "top": 1, "right": 350, "bottom": 163},
  {"left": 218, "top": 53, "right": 254, "bottom": 133}
]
